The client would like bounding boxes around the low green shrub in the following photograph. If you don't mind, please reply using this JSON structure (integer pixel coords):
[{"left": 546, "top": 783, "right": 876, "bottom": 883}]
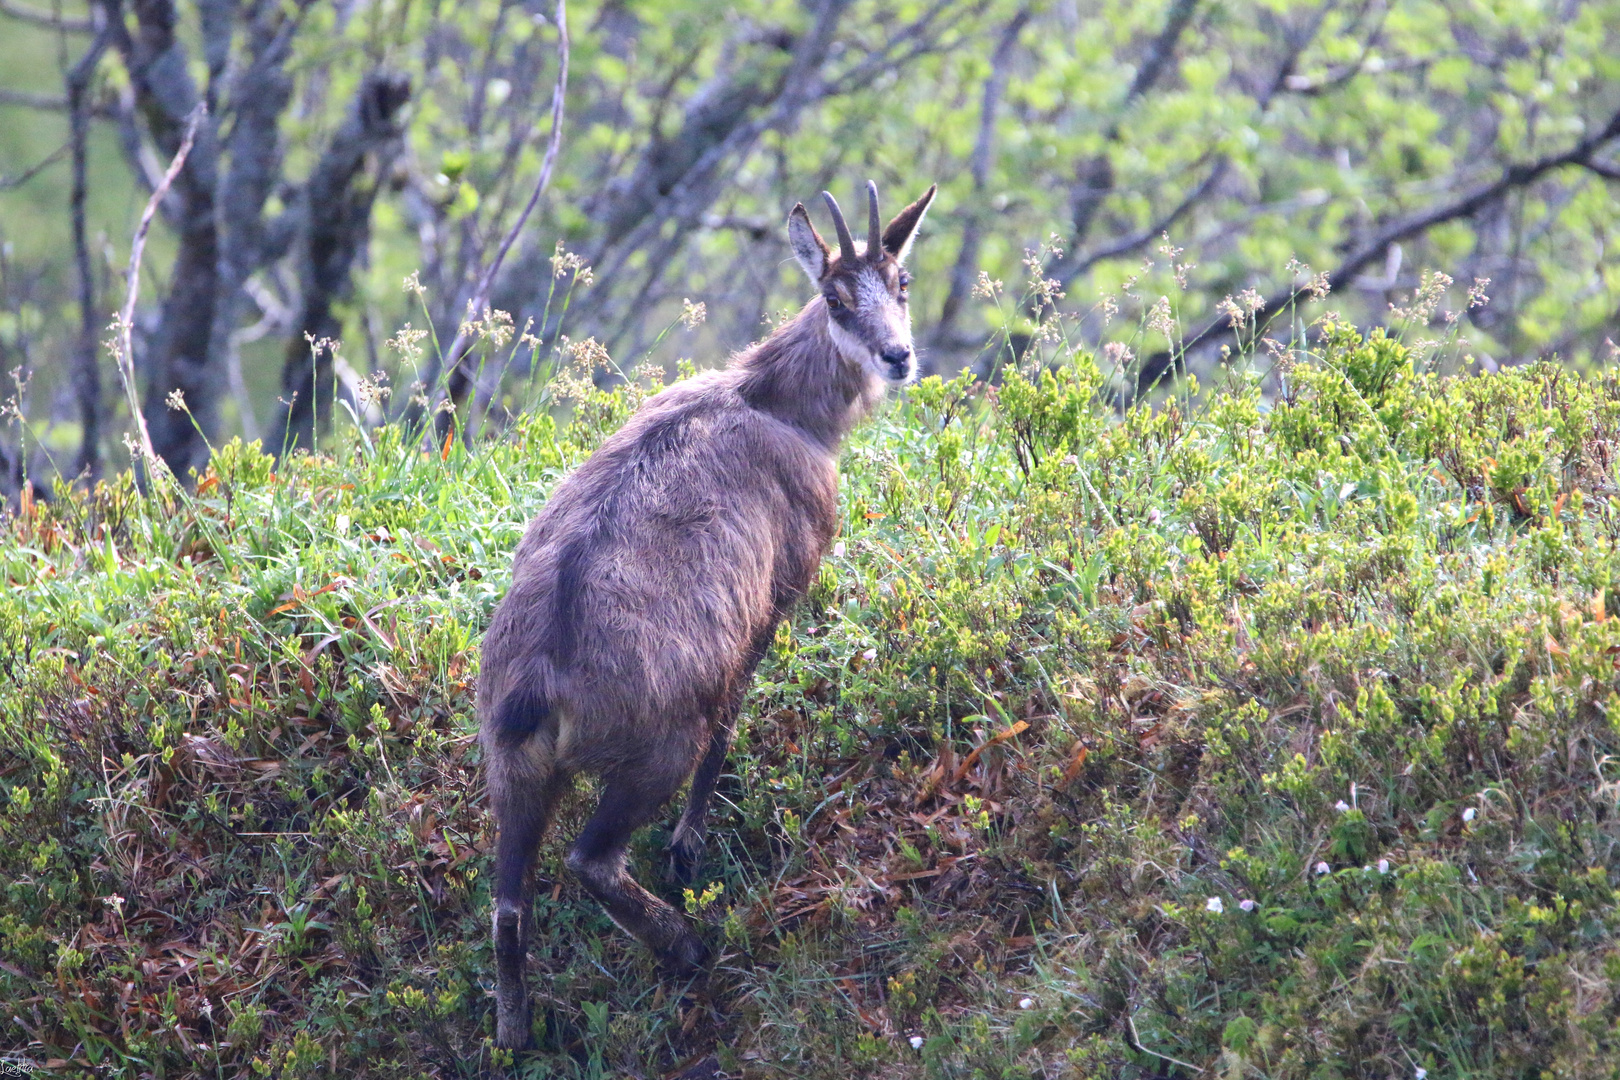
[{"left": 5, "top": 324, "right": 1620, "bottom": 1077}]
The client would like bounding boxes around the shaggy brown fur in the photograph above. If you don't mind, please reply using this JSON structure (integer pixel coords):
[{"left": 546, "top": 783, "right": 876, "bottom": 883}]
[{"left": 479, "top": 181, "right": 935, "bottom": 1050}]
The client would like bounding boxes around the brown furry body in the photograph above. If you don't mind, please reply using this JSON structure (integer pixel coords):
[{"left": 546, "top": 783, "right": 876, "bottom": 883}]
[
  {"left": 480, "top": 304, "right": 877, "bottom": 812},
  {"left": 480, "top": 182, "right": 934, "bottom": 1050}
]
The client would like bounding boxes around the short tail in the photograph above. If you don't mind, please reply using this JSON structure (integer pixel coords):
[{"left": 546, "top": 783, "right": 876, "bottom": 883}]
[{"left": 489, "top": 685, "right": 554, "bottom": 748}]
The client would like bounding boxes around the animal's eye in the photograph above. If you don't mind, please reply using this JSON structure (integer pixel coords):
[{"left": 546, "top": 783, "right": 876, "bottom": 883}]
[
  {"left": 825, "top": 294, "right": 843, "bottom": 310},
  {"left": 899, "top": 273, "right": 912, "bottom": 289}
]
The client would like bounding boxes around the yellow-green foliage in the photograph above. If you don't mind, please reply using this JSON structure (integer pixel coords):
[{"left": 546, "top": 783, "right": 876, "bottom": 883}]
[{"left": 6, "top": 332, "right": 1620, "bottom": 1077}]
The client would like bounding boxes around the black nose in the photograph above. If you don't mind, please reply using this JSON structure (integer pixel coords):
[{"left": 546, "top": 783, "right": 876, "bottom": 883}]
[{"left": 880, "top": 346, "right": 912, "bottom": 367}]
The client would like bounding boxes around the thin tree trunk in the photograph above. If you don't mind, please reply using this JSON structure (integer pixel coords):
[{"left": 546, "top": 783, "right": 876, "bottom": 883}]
[
  {"left": 68, "top": 18, "right": 110, "bottom": 481},
  {"left": 270, "top": 70, "right": 410, "bottom": 458},
  {"left": 932, "top": 5, "right": 1030, "bottom": 358},
  {"left": 207, "top": 0, "right": 306, "bottom": 450},
  {"left": 105, "top": 0, "right": 224, "bottom": 480},
  {"left": 1044, "top": 0, "right": 1200, "bottom": 286}
]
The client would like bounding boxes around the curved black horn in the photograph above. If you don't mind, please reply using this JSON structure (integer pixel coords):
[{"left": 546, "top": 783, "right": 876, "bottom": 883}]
[
  {"left": 821, "top": 191, "right": 857, "bottom": 264},
  {"left": 866, "top": 180, "right": 882, "bottom": 262}
]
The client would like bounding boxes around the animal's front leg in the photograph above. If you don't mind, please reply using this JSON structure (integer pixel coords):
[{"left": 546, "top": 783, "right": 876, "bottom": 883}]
[
  {"left": 668, "top": 722, "right": 735, "bottom": 886},
  {"left": 670, "top": 638, "right": 769, "bottom": 884}
]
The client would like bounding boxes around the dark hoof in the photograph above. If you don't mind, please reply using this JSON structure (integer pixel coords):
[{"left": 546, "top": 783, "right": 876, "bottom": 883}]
[
  {"left": 668, "top": 828, "right": 705, "bottom": 886},
  {"left": 659, "top": 931, "right": 711, "bottom": 978}
]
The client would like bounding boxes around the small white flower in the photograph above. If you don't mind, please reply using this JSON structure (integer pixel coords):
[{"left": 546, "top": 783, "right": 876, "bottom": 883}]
[
  {"left": 1315, "top": 861, "right": 1330, "bottom": 875},
  {"left": 1018, "top": 997, "right": 1034, "bottom": 1010},
  {"left": 1205, "top": 897, "right": 1224, "bottom": 914},
  {"left": 1377, "top": 859, "right": 1390, "bottom": 875},
  {"left": 862, "top": 648, "right": 877, "bottom": 661},
  {"left": 335, "top": 513, "right": 349, "bottom": 535},
  {"left": 833, "top": 541, "right": 846, "bottom": 557},
  {"left": 1334, "top": 800, "right": 1350, "bottom": 812},
  {"left": 1462, "top": 807, "right": 1476, "bottom": 823},
  {"left": 1415, "top": 1070, "right": 1427, "bottom": 1080},
  {"left": 909, "top": 1035, "right": 924, "bottom": 1051},
  {"left": 1239, "top": 899, "right": 1256, "bottom": 912},
  {"left": 1147, "top": 507, "right": 1162, "bottom": 525}
]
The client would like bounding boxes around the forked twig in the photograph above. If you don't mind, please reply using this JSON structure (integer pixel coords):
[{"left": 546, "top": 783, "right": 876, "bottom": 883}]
[
  {"left": 1126, "top": 1014, "right": 1201, "bottom": 1074},
  {"left": 434, "top": 0, "right": 570, "bottom": 411},
  {"left": 112, "top": 102, "right": 206, "bottom": 477}
]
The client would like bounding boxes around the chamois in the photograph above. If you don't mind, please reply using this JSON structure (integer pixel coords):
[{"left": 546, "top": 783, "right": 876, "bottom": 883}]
[{"left": 479, "top": 180, "right": 937, "bottom": 1049}]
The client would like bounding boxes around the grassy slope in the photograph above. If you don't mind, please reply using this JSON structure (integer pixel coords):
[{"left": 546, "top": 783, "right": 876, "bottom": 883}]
[{"left": 5, "top": 327, "right": 1620, "bottom": 1078}]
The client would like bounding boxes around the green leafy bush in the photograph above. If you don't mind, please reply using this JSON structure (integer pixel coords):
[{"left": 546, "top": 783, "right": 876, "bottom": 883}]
[{"left": 5, "top": 326, "right": 1620, "bottom": 1077}]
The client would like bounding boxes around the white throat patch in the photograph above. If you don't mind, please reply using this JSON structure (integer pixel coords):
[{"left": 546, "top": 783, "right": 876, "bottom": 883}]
[{"left": 827, "top": 319, "right": 873, "bottom": 366}]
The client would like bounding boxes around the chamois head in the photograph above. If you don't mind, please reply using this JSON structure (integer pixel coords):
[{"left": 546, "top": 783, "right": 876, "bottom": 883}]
[{"left": 787, "top": 180, "right": 937, "bottom": 386}]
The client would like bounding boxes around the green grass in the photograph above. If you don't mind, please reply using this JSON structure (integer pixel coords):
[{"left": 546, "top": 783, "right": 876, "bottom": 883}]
[{"left": 5, "top": 316, "right": 1620, "bottom": 1078}]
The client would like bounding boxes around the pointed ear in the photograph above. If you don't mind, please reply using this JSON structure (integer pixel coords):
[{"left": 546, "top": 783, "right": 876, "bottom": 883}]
[
  {"left": 881, "top": 183, "right": 937, "bottom": 265},
  {"left": 787, "top": 203, "right": 830, "bottom": 282}
]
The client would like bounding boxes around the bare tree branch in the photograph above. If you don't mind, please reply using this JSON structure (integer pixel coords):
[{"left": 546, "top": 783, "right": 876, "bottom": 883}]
[
  {"left": 438, "top": 0, "right": 571, "bottom": 439},
  {"left": 698, "top": 213, "right": 773, "bottom": 238},
  {"left": 1137, "top": 105, "right": 1620, "bottom": 391},
  {"left": 207, "top": 0, "right": 307, "bottom": 448},
  {"left": 1045, "top": 0, "right": 1328, "bottom": 295},
  {"left": 1283, "top": 52, "right": 1435, "bottom": 95},
  {"left": 1056, "top": 156, "right": 1227, "bottom": 289},
  {"left": 817, "top": 0, "right": 984, "bottom": 97},
  {"left": 465, "top": 0, "right": 965, "bottom": 378},
  {"left": 0, "top": 142, "right": 69, "bottom": 189},
  {"left": 1053, "top": 0, "right": 1200, "bottom": 267},
  {"left": 0, "top": 88, "right": 70, "bottom": 109},
  {"left": 105, "top": 0, "right": 226, "bottom": 478},
  {"left": 585, "top": 23, "right": 801, "bottom": 257},
  {"left": 559, "top": 0, "right": 854, "bottom": 348},
  {"left": 488, "top": 0, "right": 971, "bottom": 370},
  {"left": 0, "top": 86, "right": 114, "bottom": 116},
  {"left": 113, "top": 103, "right": 203, "bottom": 479},
  {"left": 0, "top": 0, "right": 90, "bottom": 30}
]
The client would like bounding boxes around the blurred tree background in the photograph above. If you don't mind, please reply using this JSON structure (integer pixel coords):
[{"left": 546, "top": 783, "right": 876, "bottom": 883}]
[{"left": 1, "top": 0, "right": 1617, "bottom": 489}]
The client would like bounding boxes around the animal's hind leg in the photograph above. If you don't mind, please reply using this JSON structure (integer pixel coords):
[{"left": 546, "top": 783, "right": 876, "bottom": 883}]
[
  {"left": 492, "top": 772, "right": 566, "bottom": 1050},
  {"left": 567, "top": 767, "right": 708, "bottom": 975}
]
